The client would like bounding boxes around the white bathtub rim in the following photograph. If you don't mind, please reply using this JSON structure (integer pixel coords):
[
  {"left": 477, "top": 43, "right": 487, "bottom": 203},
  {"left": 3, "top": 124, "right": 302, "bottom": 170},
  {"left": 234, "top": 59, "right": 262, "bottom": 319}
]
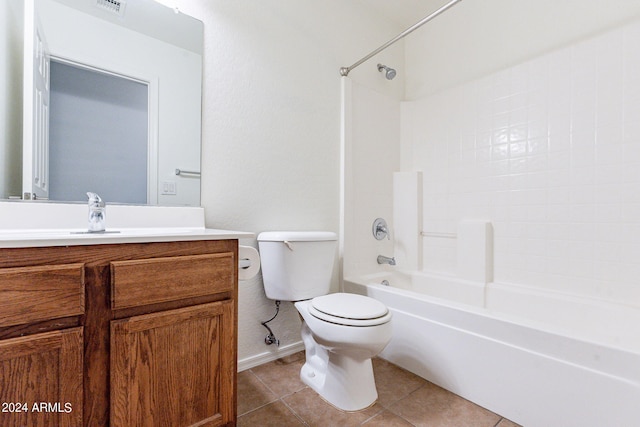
[
  {"left": 345, "top": 273, "right": 640, "bottom": 366},
  {"left": 346, "top": 282, "right": 640, "bottom": 388},
  {"left": 486, "top": 279, "right": 640, "bottom": 354},
  {"left": 382, "top": 301, "right": 640, "bottom": 391},
  {"left": 349, "top": 269, "right": 640, "bottom": 312},
  {"left": 344, "top": 271, "right": 640, "bottom": 354}
]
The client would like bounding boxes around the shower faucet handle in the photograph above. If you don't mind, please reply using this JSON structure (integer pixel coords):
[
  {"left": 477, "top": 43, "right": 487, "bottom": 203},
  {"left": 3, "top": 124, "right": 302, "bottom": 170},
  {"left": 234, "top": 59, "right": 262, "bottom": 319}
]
[{"left": 372, "top": 218, "right": 390, "bottom": 240}]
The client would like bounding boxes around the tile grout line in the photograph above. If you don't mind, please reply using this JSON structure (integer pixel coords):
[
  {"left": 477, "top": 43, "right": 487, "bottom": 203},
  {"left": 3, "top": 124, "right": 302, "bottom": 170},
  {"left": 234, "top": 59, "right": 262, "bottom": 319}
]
[
  {"left": 278, "top": 394, "right": 311, "bottom": 426},
  {"left": 248, "top": 367, "right": 282, "bottom": 398},
  {"left": 240, "top": 367, "right": 312, "bottom": 424},
  {"left": 237, "top": 369, "right": 279, "bottom": 418},
  {"left": 357, "top": 407, "right": 388, "bottom": 426},
  {"left": 358, "top": 408, "right": 418, "bottom": 427},
  {"left": 381, "top": 381, "right": 427, "bottom": 421}
]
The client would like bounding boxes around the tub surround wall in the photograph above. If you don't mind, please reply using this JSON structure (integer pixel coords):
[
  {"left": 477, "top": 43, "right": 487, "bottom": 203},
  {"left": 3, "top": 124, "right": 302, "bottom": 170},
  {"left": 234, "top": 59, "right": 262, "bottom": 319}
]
[
  {"left": 342, "top": 79, "right": 401, "bottom": 279},
  {"left": 403, "top": 19, "right": 640, "bottom": 309},
  {"left": 392, "top": 171, "right": 422, "bottom": 271},
  {"left": 456, "top": 219, "right": 493, "bottom": 283}
]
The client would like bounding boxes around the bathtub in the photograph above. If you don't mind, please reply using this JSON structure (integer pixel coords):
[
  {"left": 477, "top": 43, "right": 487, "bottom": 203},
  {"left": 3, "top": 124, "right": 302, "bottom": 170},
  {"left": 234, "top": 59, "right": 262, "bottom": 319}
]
[{"left": 343, "top": 271, "right": 640, "bottom": 427}]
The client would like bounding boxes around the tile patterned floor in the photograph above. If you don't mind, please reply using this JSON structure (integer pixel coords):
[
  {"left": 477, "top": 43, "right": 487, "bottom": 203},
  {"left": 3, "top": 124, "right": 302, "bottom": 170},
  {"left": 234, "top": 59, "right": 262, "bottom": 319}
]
[{"left": 238, "top": 352, "right": 522, "bottom": 427}]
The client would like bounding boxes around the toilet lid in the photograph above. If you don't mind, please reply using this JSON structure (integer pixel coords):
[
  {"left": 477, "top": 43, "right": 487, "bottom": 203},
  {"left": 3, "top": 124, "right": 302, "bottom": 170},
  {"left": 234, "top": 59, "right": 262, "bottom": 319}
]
[{"left": 309, "top": 293, "right": 391, "bottom": 327}]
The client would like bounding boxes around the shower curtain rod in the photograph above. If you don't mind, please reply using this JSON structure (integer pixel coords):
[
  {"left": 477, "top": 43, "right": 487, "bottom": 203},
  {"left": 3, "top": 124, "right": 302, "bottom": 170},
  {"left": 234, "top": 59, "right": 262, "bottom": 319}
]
[{"left": 339, "top": 0, "right": 463, "bottom": 77}]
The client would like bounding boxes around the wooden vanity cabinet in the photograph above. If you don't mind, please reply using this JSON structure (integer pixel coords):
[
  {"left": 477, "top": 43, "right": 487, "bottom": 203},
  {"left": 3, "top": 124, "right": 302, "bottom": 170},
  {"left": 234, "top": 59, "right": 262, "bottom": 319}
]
[
  {"left": 0, "top": 262, "right": 85, "bottom": 427},
  {"left": 0, "top": 239, "right": 238, "bottom": 427}
]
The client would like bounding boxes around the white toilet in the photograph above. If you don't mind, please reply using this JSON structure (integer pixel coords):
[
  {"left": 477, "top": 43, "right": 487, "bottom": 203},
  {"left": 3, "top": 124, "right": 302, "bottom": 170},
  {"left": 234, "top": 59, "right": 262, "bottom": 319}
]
[{"left": 257, "top": 231, "right": 392, "bottom": 411}]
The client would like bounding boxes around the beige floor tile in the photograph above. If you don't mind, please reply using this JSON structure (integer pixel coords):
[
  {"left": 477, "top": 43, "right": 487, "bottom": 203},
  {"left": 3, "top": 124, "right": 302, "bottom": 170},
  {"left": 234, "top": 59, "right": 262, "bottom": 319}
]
[
  {"left": 282, "top": 387, "right": 382, "bottom": 427},
  {"left": 362, "top": 409, "right": 416, "bottom": 426},
  {"left": 237, "top": 370, "right": 277, "bottom": 416},
  {"left": 251, "top": 351, "right": 307, "bottom": 398},
  {"left": 237, "top": 401, "right": 305, "bottom": 427},
  {"left": 237, "top": 354, "right": 519, "bottom": 427},
  {"left": 372, "top": 357, "right": 427, "bottom": 407},
  {"left": 389, "top": 382, "right": 501, "bottom": 427}
]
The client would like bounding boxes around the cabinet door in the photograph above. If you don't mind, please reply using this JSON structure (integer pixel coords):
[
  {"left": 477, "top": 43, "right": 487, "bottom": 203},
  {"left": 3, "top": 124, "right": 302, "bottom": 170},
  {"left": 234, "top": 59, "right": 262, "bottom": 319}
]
[
  {"left": 0, "top": 327, "right": 83, "bottom": 427},
  {"left": 110, "top": 301, "right": 235, "bottom": 427}
]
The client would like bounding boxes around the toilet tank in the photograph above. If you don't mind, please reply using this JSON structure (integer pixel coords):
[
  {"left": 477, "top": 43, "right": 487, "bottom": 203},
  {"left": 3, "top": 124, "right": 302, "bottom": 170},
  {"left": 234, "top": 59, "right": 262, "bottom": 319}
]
[{"left": 257, "top": 231, "right": 337, "bottom": 301}]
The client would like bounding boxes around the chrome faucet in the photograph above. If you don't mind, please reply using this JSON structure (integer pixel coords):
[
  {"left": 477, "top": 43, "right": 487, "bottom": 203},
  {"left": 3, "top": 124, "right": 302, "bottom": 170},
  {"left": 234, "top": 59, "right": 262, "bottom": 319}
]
[
  {"left": 377, "top": 255, "right": 396, "bottom": 266},
  {"left": 87, "top": 192, "right": 106, "bottom": 232},
  {"left": 372, "top": 218, "right": 390, "bottom": 240}
]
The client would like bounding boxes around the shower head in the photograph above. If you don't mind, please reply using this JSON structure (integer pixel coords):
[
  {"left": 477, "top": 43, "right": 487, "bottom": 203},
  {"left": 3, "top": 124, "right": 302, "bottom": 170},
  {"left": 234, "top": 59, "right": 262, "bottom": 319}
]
[{"left": 377, "top": 63, "right": 396, "bottom": 80}]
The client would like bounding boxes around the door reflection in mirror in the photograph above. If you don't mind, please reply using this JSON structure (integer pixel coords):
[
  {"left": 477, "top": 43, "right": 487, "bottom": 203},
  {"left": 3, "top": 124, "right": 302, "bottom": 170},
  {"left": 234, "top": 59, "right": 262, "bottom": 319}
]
[{"left": 49, "top": 60, "right": 148, "bottom": 204}]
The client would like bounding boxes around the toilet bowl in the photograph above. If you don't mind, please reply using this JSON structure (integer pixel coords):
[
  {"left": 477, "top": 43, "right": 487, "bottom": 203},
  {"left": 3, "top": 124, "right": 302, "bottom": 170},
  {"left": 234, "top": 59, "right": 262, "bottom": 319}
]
[
  {"left": 294, "top": 293, "right": 392, "bottom": 411},
  {"left": 257, "top": 231, "right": 392, "bottom": 411}
]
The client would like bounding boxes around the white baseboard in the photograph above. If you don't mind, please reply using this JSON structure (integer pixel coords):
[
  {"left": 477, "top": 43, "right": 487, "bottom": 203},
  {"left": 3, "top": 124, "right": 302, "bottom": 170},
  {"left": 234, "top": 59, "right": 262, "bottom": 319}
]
[{"left": 238, "top": 341, "right": 305, "bottom": 372}]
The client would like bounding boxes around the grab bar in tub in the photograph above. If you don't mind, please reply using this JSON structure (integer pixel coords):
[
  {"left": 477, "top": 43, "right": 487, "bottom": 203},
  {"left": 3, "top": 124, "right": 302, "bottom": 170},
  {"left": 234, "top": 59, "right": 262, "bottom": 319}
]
[{"left": 420, "top": 231, "right": 457, "bottom": 239}]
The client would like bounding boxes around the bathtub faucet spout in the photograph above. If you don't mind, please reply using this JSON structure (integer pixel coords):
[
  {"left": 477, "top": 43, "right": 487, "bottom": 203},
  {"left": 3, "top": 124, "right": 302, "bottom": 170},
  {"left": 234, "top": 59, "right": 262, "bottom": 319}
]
[{"left": 377, "top": 255, "right": 396, "bottom": 266}]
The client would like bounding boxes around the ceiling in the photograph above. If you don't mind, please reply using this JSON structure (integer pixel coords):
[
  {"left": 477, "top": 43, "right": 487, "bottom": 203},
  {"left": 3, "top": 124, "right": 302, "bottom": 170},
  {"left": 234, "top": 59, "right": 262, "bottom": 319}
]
[{"left": 359, "top": 0, "right": 453, "bottom": 30}]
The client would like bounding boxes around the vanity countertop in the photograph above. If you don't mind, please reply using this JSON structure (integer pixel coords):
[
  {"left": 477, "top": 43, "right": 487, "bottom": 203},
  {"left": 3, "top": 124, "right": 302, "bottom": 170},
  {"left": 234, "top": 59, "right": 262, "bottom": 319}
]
[
  {"left": 0, "top": 202, "right": 253, "bottom": 248},
  {"left": 0, "top": 228, "right": 254, "bottom": 248}
]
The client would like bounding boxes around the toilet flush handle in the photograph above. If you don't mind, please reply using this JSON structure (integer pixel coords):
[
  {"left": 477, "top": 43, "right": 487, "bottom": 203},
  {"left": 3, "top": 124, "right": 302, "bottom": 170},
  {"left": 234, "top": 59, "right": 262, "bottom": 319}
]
[{"left": 284, "top": 241, "right": 294, "bottom": 251}]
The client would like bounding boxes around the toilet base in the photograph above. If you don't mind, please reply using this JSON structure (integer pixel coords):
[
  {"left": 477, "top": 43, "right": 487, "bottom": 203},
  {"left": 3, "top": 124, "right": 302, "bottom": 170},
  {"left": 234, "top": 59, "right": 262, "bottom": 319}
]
[{"left": 299, "top": 322, "right": 378, "bottom": 411}]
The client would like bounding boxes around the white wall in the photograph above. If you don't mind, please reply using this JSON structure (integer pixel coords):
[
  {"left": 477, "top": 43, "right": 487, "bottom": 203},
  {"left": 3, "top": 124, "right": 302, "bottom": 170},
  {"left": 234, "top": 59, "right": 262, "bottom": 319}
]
[
  {"left": 168, "top": 0, "right": 404, "bottom": 366},
  {"left": 403, "top": 4, "right": 640, "bottom": 308}
]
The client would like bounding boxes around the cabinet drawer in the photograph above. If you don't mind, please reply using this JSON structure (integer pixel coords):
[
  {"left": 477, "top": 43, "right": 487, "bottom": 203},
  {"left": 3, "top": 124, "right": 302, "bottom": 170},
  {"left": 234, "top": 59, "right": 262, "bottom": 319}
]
[
  {"left": 0, "top": 263, "right": 85, "bottom": 328},
  {"left": 110, "top": 252, "right": 235, "bottom": 310}
]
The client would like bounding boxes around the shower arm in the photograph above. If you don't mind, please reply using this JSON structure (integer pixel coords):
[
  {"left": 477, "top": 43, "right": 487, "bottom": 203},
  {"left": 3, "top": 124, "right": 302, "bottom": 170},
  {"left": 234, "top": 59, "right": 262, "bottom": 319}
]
[{"left": 339, "top": 0, "right": 462, "bottom": 77}]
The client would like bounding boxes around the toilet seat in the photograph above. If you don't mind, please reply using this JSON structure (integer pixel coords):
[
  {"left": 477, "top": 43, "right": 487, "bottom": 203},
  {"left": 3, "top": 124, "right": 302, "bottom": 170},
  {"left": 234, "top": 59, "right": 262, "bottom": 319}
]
[{"left": 309, "top": 293, "right": 391, "bottom": 327}]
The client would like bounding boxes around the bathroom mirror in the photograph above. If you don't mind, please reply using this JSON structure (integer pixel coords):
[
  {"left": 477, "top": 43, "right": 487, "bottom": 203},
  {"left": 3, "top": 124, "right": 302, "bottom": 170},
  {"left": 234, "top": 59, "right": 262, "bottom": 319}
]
[{"left": 0, "top": 0, "right": 203, "bottom": 206}]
